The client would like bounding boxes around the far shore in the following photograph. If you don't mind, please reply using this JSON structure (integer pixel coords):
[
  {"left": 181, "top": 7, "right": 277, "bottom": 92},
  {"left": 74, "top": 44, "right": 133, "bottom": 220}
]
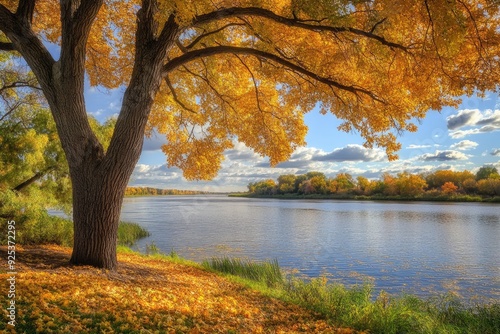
[{"left": 229, "top": 192, "right": 500, "bottom": 203}]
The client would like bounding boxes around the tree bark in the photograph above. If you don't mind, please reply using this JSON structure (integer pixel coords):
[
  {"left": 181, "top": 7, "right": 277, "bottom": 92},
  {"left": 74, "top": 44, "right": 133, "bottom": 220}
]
[{"left": 70, "top": 171, "right": 125, "bottom": 270}]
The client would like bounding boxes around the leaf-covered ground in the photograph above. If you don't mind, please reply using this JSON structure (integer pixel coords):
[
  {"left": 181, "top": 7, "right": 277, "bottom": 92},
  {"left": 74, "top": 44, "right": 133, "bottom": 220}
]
[{"left": 0, "top": 245, "right": 359, "bottom": 333}]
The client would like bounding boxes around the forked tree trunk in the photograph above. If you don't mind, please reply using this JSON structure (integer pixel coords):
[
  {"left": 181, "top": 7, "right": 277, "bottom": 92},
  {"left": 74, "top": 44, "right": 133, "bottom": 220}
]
[
  {"left": 66, "top": 55, "right": 169, "bottom": 269},
  {"left": 66, "top": 89, "right": 154, "bottom": 270},
  {"left": 0, "top": 1, "right": 179, "bottom": 270}
]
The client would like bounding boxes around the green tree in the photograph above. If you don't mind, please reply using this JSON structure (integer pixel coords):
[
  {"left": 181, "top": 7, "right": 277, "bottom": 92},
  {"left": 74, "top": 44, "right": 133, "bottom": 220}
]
[
  {"left": 250, "top": 179, "right": 276, "bottom": 195},
  {"left": 334, "top": 173, "right": 355, "bottom": 193},
  {"left": 0, "top": 55, "right": 114, "bottom": 244},
  {"left": 1, "top": 0, "right": 499, "bottom": 269},
  {"left": 277, "top": 174, "right": 297, "bottom": 194},
  {"left": 0, "top": 53, "right": 71, "bottom": 219},
  {"left": 294, "top": 174, "right": 308, "bottom": 193},
  {"left": 306, "top": 171, "right": 326, "bottom": 180},
  {"left": 476, "top": 166, "right": 499, "bottom": 181}
]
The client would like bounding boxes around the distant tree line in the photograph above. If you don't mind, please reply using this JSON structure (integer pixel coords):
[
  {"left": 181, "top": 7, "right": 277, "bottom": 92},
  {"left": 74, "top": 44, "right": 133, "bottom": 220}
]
[
  {"left": 247, "top": 166, "right": 500, "bottom": 198},
  {"left": 125, "top": 187, "right": 210, "bottom": 196}
]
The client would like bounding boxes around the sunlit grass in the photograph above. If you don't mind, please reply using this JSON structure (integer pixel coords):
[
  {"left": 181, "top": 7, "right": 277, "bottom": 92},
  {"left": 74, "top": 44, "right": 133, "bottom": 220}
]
[
  {"left": 204, "top": 257, "right": 500, "bottom": 334},
  {"left": 116, "top": 221, "right": 150, "bottom": 246},
  {"left": 202, "top": 257, "right": 283, "bottom": 288}
]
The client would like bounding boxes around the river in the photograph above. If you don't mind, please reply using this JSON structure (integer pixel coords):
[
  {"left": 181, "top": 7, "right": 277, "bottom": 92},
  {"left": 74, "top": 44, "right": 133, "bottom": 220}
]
[{"left": 120, "top": 195, "right": 499, "bottom": 303}]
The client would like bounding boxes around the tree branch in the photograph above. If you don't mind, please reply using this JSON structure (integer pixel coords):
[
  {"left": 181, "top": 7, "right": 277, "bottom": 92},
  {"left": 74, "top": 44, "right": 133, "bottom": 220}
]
[
  {"left": 61, "top": 0, "right": 103, "bottom": 54},
  {"left": 0, "top": 80, "right": 41, "bottom": 93},
  {"left": 184, "top": 23, "right": 246, "bottom": 50},
  {"left": 16, "top": 0, "right": 36, "bottom": 24},
  {"left": 0, "top": 4, "right": 17, "bottom": 35},
  {"left": 164, "top": 75, "right": 197, "bottom": 113},
  {"left": 0, "top": 42, "right": 15, "bottom": 51},
  {"left": 136, "top": 0, "right": 158, "bottom": 46},
  {"left": 0, "top": 4, "right": 55, "bottom": 98},
  {"left": 157, "top": 14, "right": 180, "bottom": 49},
  {"left": 193, "top": 7, "right": 407, "bottom": 52},
  {"left": 163, "top": 46, "right": 386, "bottom": 103},
  {"left": 13, "top": 166, "right": 56, "bottom": 192},
  {"left": 370, "top": 17, "right": 387, "bottom": 33}
]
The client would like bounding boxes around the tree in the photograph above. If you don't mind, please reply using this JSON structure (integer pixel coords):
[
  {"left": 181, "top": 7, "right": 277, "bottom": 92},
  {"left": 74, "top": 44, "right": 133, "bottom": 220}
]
[
  {"left": 277, "top": 174, "right": 296, "bottom": 194},
  {"left": 0, "top": 52, "right": 115, "bottom": 242},
  {"left": 309, "top": 175, "right": 327, "bottom": 194},
  {"left": 477, "top": 178, "right": 500, "bottom": 196},
  {"left": 250, "top": 179, "right": 276, "bottom": 195},
  {"left": 462, "top": 178, "right": 478, "bottom": 194},
  {"left": 356, "top": 176, "right": 370, "bottom": 195},
  {"left": 1, "top": 51, "right": 70, "bottom": 216},
  {"left": 334, "top": 173, "right": 355, "bottom": 193},
  {"left": 1, "top": 0, "right": 499, "bottom": 269},
  {"left": 476, "top": 166, "right": 499, "bottom": 181},
  {"left": 425, "top": 170, "right": 475, "bottom": 190},
  {"left": 441, "top": 181, "right": 458, "bottom": 194},
  {"left": 381, "top": 173, "right": 398, "bottom": 196},
  {"left": 395, "top": 172, "right": 427, "bottom": 197}
]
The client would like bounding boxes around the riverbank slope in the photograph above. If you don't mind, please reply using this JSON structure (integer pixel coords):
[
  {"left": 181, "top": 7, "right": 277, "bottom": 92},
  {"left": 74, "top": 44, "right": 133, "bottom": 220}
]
[{"left": 0, "top": 245, "right": 354, "bottom": 333}]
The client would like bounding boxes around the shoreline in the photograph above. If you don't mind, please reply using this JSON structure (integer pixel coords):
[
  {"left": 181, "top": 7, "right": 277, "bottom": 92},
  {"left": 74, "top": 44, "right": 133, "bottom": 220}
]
[{"left": 229, "top": 192, "right": 500, "bottom": 203}]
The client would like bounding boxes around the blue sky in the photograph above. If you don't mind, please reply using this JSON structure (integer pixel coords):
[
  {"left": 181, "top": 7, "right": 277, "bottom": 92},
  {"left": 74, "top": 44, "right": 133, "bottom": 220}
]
[{"left": 86, "top": 83, "right": 500, "bottom": 192}]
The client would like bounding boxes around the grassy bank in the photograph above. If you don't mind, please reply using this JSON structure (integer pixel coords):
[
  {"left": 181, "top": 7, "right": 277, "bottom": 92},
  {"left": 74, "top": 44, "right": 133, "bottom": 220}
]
[
  {"left": 230, "top": 192, "right": 500, "bottom": 203},
  {"left": 203, "top": 257, "right": 500, "bottom": 334},
  {"left": 1, "top": 246, "right": 498, "bottom": 333},
  {"left": 0, "top": 214, "right": 149, "bottom": 247}
]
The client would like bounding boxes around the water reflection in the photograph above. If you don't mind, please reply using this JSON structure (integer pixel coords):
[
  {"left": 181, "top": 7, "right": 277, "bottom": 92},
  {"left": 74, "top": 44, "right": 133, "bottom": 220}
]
[{"left": 122, "top": 196, "right": 500, "bottom": 302}]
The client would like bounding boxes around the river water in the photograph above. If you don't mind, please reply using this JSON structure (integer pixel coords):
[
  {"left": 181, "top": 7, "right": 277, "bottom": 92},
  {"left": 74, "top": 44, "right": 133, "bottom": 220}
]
[{"left": 120, "top": 195, "right": 499, "bottom": 302}]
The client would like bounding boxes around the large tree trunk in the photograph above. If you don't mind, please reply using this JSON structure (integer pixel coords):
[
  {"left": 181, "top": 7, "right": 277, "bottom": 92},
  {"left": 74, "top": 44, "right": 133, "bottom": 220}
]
[
  {"left": 69, "top": 170, "right": 127, "bottom": 270},
  {"left": 1, "top": 1, "right": 179, "bottom": 270}
]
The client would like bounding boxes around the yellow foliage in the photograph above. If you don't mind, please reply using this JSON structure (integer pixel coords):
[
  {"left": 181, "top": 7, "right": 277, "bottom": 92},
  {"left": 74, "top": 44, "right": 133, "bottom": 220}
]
[
  {"left": 2, "top": 0, "right": 500, "bottom": 179},
  {"left": 0, "top": 245, "right": 355, "bottom": 333}
]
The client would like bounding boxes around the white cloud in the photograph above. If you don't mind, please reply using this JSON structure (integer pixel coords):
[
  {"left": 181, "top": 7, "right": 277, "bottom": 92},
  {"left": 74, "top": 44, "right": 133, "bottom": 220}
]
[
  {"left": 224, "top": 142, "right": 261, "bottom": 162},
  {"left": 446, "top": 109, "right": 482, "bottom": 130},
  {"left": 450, "top": 140, "right": 479, "bottom": 151},
  {"left": 142, "top": 134, "right": 167, "bottom": 151},
  {"left": 492, "top": 149, "right": 500, "bottom": 156},
  {"left": 407, "top": 144, "right": 432, "bottom": 149},
  {"left": 313, "top": 144, "right": 385, "bottom": 162},
  {"left": 417, "top": 150, "right": 469, "bottom": 161},
  {"left": 448, "top": 109, "right": 500, "bottom": 138},
  {"left": 88, "top": 108, "right": 105, "bottom": 117}
]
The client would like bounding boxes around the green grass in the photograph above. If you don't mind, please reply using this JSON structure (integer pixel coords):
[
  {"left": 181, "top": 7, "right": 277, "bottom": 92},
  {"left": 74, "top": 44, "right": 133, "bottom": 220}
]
[
  {"left": 203, "top": 257, "right": 500, "bottom": 334},
  {"left": 0, "top": 213, "right": 74, "bottom": 246},
  {"left": 0, "top": 212, "right": 150, "bottom": 247},
  {"left": 202, "top": 257, "right": 283, "bottom": 288},
  {"left": 117, "top": 221, "right": 150, "bottom": 246}
]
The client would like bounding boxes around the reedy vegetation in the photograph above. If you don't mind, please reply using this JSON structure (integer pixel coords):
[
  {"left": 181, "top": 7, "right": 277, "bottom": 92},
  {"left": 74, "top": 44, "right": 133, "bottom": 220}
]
[
  {"left": 0, "top": 214, "right": 149, "bottom": 247},
  {"left": 203, "top": 257, "right": 500, "bottom": 334}
]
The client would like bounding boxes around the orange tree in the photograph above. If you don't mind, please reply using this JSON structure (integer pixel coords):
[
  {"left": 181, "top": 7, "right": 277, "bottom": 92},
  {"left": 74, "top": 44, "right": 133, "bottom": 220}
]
[{"left": 1, "top": 0, "right": 499, "bottom": 269}]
